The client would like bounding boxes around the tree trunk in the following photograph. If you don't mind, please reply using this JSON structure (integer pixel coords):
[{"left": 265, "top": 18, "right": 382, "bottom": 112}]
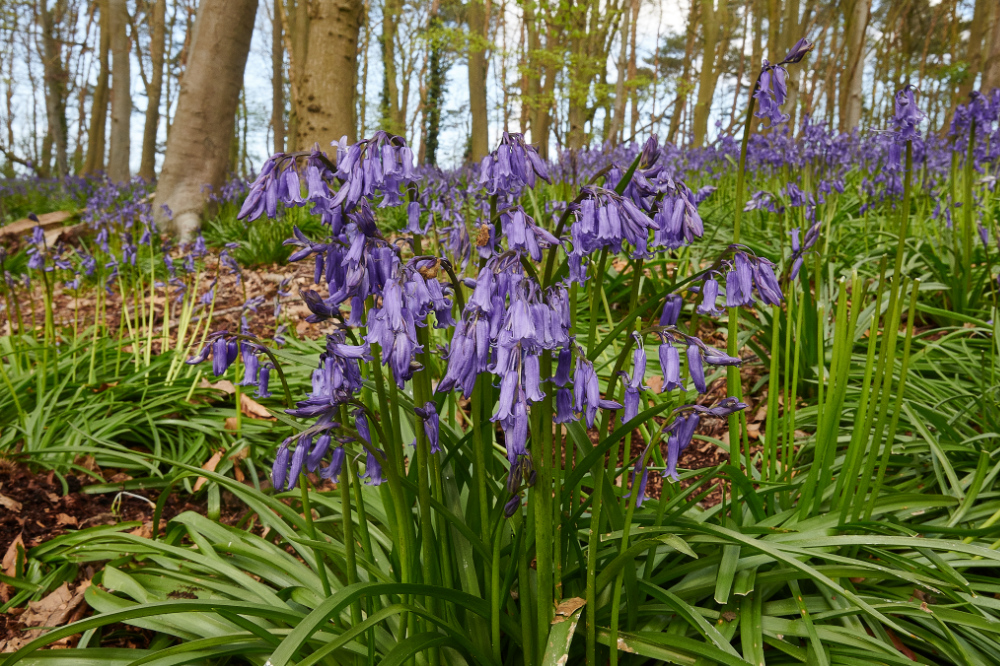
[
  {"left": 668, "top": 0, "right": 698, "bottom": 144},
  {"left": 294, "top": 0, "right": 362, "bottom": 150},
  {"left": 271, "top": 0, "right": 284, "bottom": 153},
  {"left": 692, "top": 0, "right": 723, "bottom": 146},
  {"left": 139, "top": 0, "right": 166, "bottom": 180},
  {"left": 107, "top": 0, "right": 131, "bottom": 182},
  {"left": 424, "top": 2, "right": 445, "bottom": 165},
  {"left": 627, "top": 0, "right": 639, "bottom": 137},
  {"left": 607, "top": 6, "right": 629, "bottom": 143},
  {"left": 154, "top": 0, "right": 258, "bottom": 239},
  {"left": 842, "top": 0, "right": 869, "bottom": 131},
  {"left": 381, "top": 0, "right": 403, "bottom": 134},
  {"left": 467, "top": 0, "right": 489, "bottom": 161},
  {"left": 956, "top": 0, "right": 988, "bottom": 102},
  {"left": 38, "top": 0, "right": 70, "bottom": 179},
  {"left": 985, "top": 0, "right": 1000, "bottom": 90},
  {"left": 83, "top": 0, "right": 109, "bottom": 174}
]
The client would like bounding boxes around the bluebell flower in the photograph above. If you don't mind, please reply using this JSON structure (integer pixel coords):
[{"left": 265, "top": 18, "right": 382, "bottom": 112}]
[
  {"left": 697, "top": 277, "right": 723, "bottom": 315},
  {"left": 664, "top": 413, "right": 700, "bottom": 481},
  {"left": 414, "top": 401, "right": 441, "bottom": 454},
  {"left": 892, "top": 85, "right": 924, "bottom": 143},
  {"left": 659, "top": 294, "right": 683, "bottom": 326}
]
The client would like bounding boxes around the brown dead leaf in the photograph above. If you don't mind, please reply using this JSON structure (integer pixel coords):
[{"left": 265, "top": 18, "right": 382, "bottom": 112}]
[
  {"left": 0, "top": 493, "right": 21, "bottom": 513},
  {"left": 129, "top": 523, "right": 153, "bottom": 539},
  {"left": 240, "top": 394, "right": 276, "bottom": 421},
  {"left": 199, "top": 378, "right": 236, "bottom": 395},
  {"left": 647, "top": 375, "right": 664, "bottom": 394},
  {"left": 3, "top": 533, "right": 24, "bottom": 577},
  {"left": 74, "top": 455, "right": 99, "bottom": 473},
  {"left": 55, "top": 513, "right": 78, "bottom": 527},
  {"left": 746, "top": 422, "right": 761, "bottom": 440},
  {"left": 224, "top": 416, "right": 240, "bottom": 431},
  {"left": 2, "top": 581, "right": 90, "bottom": 651},
  {"left": 194, "top": 450, "right": 224, "bottom": 491},
  {"left": 553, "top": 597, "right": 587, "bottom": 620}
]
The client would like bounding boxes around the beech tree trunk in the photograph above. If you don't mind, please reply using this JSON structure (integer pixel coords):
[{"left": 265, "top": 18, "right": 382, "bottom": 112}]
[
  {"left": 842, "top": 0, "right": 869, "bottom": 131},
  {"left": 424, "top": 1, "right": 444, "bottom": 165},
  {"left": 271, "top": 0, "right": 284, "bottom": 153},
  {"left": 381, "top": 0, "right": 403, "bottom": 134},
  {"left": 294, "top": 0, "right": 362, "bottom": 150},
  {"left": 607, "top": 5, "right": 629, "bottom": 144},
  {"left": 467, "top": 0, "right": 489, "bottom": 161},
  {"left": 107, "top": 0, "right": 131, "bottom": 182},
  {"left": 956, "top": 0, "right": 988, "bottom": 102},
  {"left": 154, "top": 0, "right": 258, "bottom": 239},
  {"left": 139, "top": 0, "right": 166, "bottom": 181},
  {"left": 38, "top": 0, "right": 70, "bottom": 179},
  {"left": 668, "top": 0, "right": 698, "bottom": 144},
  {"left": 692, "top": 0, "right": 724, "bottom": 146},
  {"left": 627, "top": 0, "right": 639, "bottom": 137},
  {"left": 83, "top": 0, "right": 110, "bottom": 174},
  {"left": 985, "top": 1, "right": 1000, "bottom": 91}
]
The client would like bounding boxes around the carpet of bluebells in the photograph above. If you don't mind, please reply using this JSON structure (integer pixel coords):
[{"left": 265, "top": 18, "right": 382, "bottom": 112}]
[{"left": 3, "top": 63, "right": 1000, "bottom": 665}]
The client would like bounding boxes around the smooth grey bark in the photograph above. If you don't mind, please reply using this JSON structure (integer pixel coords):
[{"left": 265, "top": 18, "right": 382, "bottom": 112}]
[
  {"left": 107, "top": 0, "right": 131, "bottom": 182},
  {"left": 294, "top": 0, "right": 362, "bottom": 149},
  {"left": 154, "top": 0, "right": 258, "bottom": 239},
  {"left": 139, "top": 0, "right": 166, "bottom": 181}
]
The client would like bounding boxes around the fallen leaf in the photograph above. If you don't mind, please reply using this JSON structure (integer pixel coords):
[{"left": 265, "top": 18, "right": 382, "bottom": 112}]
[
  {"left": 241, "top": 394, "right": 276, "bottom": 420},
  {"left": 1, "top": 581, "right": 91, "bottom": 651},
  {"left": 199, "top": 378, "right": 236, "bottom": 395},
  {"left": 194, "top": 450, "right": 224, "bottom": 491},
  {"left": 0, "top": 493, "right": 21, "bottom": 513},
  {"left": 55, "top": 513, "right": 78, "bottom": 527},
  {"left": 553, "top": 597, "right": 587, "bottom": 619},
  {"left": 3, "top": 533, "right": 25, "bottom": 577},
  {"left": 647, "top": 375, "right": 664, "bottom": 393},
  {"left": 224, "top": 416, "right": 240, "bottom": 430},
  {"left": 129, "top": 523, "right": 153, "bottom": 539},
  {"left": 746, "top": 422, "right": 761, "bottom": 440}
]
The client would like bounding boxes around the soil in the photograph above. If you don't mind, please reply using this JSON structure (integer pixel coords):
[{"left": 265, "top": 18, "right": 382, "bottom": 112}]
[{"left": 0, "top": 457, "right": 259, "bottom": 652}]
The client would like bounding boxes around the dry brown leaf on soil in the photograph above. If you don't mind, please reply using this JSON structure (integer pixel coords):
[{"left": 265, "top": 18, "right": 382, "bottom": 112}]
[
  {"left": 199, "top": 378, "right": 236, "bottom": 395},
  {"left": 129, "top": 523, "right": 153, "bottom": 539},
  {"left": 224, "top": 417, "right": 240, "bottom": 431},
  {"left": 194, "top": 450, "right": 224, "bottom": 492},
  {"left": 0, "top": 581, "right": 91, "bottom": 652},
  {"left": 0, "top": 493, "right": 21, "bottom": 513},
  {"left": 3, "top": 533, "right": 25, "bottom": 578},
  {"left": 241, "top": 394, "right": 276, "bottom": 420},
  {"left": 55, "top": 513, "right": 78, "bottom": 527}
]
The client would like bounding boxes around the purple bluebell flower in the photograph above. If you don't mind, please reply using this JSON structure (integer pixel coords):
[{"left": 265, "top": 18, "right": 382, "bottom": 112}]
[
  {"left": 414, "top": 401, "right": 441, "bottom": 454},
  {"left": 479, "top": 131, "right": 550, "bottom": 197},
  {"left": 320, "top": 445, "right": 347, "bottom": 480},
  {"left": 659, "top": 294, "right": 683, "bottom": 326},
  {"left": 686, "top": 344, "right": 706, "bottom": 394},
  {"left": 658, "top": 339, "right": 685, "bottom": 392},
  {"left": 664, "top": 413, "right": 700, "bottom": 481},
  {"left": 892, "top": 85, "right": 924, "bottom": 143},
  {"left": 257, "top": 364, "right": 273, "bottom": 398},
  {"left": 697, "top": 277, "right": 723, "bottom": 315}
]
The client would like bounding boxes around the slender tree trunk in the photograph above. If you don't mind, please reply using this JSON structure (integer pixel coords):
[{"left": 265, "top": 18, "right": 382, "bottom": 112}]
[
  {"left": 424, "top": 1, "right": 444, "bottom": 165},
  {"left": 107, "top": 0, "right": 130, "bottom": 182},
  {"left": 154, "top": 0, "right": 258, "bottom": 239},
  {"left": 985, "top": 0, "right": 1000, "bottom": 91},
  {"left": 139, "top": 0, "right": 165, "bottom": 180},
  {"left": 668, "top": 0, "right": 698, "bottom": 143},
  {"left": 294, "top": 0, "right": 362, "bottom": 149},
  {"left": 956, "top": 0, "right": 988, "bottom": 102},
  {"left": 83, "top": 0, "right": 109, "bottom": 174},
  {"left": 38, "top": 0, "right": 70, "bottom": 179},
  {"left": 271, "top": 0, "right": 284, "bottom": 153},
  {"left": 692, "top": 0, "right": 723, "bottom": 146},
  {"left": 842, "top": 0, "right": 869, "bottom": 131},
  {"left": 608, "top": 5, "right": 629, "bottom": 143},
  {"left": 381, "top": 0, "right": 403, "bottom": 134},
  {"left": 627, "top": 0, "right": 639, "bottom": 137},
  {"left": 467, "top": 0, "right": 489, "bottom": 161}
]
